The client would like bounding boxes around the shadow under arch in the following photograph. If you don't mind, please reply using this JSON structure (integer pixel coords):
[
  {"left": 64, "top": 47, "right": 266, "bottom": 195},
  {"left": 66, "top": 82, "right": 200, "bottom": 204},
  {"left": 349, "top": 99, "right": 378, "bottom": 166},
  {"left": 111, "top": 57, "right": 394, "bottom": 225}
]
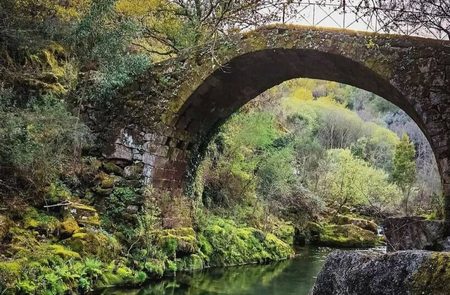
[{"left": 175, "top": 48, "right": 425, "bottom": 139}]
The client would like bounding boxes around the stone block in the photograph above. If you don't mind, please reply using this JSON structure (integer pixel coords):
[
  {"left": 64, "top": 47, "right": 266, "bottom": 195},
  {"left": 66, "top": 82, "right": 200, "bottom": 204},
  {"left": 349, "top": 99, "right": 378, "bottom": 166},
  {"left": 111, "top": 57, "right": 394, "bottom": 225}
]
[{"left": 107, "top": 144, "right": 133, "bottom": 161}]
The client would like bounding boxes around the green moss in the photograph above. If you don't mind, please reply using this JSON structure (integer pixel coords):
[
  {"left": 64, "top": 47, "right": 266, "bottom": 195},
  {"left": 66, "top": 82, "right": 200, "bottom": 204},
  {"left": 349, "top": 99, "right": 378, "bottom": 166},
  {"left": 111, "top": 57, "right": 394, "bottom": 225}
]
[
  {"left": 411, "top": 252, "right": 450, "bottom": 294},
  {"left": 333, "top": 214, "right": 378, "bottom": 233},
  {"left": 175, "top": 254, "right": 204, "bottom": 272},
  {"left": 60, "top": 216, "right": 80, "bottom": 236},
  {"left": 315, "top": 224, "right": 379, "bottom": 248},
  {"left": 102, "top": 162, "right": 124, "bottom": 175},
  {"left": 271, "top": 222, "right": 295, "bottom": 245},
  {"left": 166, "top": 260, "right": 177, "bottom": 272},
  {"left": 0, "top": 260, "right": 24, "bottom": 290},
  {"left": 22, "top": 208, "right": 60, "bottom": 234},
  {"left": 47, "top": 244, "right": 81, "bottom": 259},
  {"left": 144, "top": 259, "right": 165, "bottom": 277},
  {"left": 198, "top": 233, "right": 213, "bottom": 258},
  {"left": 155, "top": 227, "right": 198, "bottom": 257},
  {"left": 63, "top": 229, "right": 121, "bottom": 262},
  {"left": 46, "top": 182, "right": 72, "bottom": 203},
  {"left": 201, "top": 217, "right": 294, "bottom": 267},
  {"left": 69, "top": 203, "right": 101, "bottom": 226},
  {"left": 97, "top": 172, "right": 121, "bottom": 189}
]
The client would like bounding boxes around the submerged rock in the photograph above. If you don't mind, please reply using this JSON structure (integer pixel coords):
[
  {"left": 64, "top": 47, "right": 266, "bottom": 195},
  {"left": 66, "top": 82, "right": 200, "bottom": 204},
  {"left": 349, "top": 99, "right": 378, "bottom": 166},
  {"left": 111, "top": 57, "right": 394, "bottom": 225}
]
[{"left": 311, "top": 250, "right": 450, "bottom": 295}]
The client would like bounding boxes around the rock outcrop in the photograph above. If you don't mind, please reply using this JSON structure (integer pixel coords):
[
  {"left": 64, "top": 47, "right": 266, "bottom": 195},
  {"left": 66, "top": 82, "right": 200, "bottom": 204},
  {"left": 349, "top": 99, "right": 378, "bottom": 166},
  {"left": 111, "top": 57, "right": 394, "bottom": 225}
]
[
  {"left": 384, "top": 217, "right": 446, "bottom": 251},
  {"left": 311, "top": 250, "right": 450, "bottom": 295}
]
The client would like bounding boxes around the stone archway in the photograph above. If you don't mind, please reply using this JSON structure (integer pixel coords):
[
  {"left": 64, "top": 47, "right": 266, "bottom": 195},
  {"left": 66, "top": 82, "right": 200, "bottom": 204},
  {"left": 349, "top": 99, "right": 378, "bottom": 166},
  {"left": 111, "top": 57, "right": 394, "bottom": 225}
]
[{"left": 102, "top": 26, "right": 450, "bottom": 221}]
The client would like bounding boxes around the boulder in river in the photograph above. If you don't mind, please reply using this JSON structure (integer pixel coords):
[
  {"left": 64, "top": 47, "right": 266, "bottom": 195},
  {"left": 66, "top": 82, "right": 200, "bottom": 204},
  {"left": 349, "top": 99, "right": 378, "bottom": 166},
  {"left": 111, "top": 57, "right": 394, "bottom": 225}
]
[{"left": 311, "top": 250, "right": 450, "bottom": 295}]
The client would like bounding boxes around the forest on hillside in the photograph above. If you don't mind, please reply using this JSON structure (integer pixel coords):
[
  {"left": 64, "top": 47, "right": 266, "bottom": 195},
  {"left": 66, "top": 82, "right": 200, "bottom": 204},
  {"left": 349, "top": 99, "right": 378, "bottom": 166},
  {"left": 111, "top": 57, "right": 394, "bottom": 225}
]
[
  {"left": 197, "top": 78, "right": 443, "bottom": 231},
  {"left": 0, "top": 1, "right": 445, "bottom": 294}
]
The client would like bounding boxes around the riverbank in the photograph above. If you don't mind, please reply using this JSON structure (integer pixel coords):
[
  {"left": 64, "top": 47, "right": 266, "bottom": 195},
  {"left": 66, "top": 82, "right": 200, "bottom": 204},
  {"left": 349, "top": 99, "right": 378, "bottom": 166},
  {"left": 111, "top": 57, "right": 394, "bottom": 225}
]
[
  {"left": 0, "top": 205, "right": 382, "bottom": 294},
  {"left": 0, "top": 213, "right": 294, "bottom": 294},
  {"left": 99, "top": 246, "right": 335, "bottom": 295}
]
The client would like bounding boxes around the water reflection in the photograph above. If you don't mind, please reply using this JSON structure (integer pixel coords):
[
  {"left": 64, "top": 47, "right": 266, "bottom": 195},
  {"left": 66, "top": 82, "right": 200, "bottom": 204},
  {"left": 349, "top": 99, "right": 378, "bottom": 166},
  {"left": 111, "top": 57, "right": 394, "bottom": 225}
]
[{"left": 103, "top": 247, "right": 334, "bottom": 295}]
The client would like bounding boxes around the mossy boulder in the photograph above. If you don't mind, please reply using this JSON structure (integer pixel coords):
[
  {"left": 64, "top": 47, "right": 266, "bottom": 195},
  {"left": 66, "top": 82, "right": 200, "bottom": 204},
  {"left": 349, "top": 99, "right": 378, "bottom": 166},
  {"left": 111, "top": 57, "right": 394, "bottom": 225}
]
[
  {"left": 45, "top": 182, "right": 72, "bottom": 203},
  {"left": 22, "top": 209, "right": 60, "bottom": 235},
  {"left": 60, "top": 215, "right": 80, "bottom": 236},
  {"left": 271, "top": 222, "right": 295, "bottom": 245},
  {"left": 63, "top": 230, "right": 121, "bottom": 262},
  {"left": 201, "top": 217, "right": 294, "bottom": 267},
  {"left": 97, "top": 172, "right": 122, "bottom": 189},
  {"left": 314, "top": 223, "right": 379, "bottom": 248},
  {"left": 333, "top": 214, "right": 378, "bottom": 234},
  {"left": 412, "top": 252, "right": 450, "bottom": 294},
  {"left": 47, "top": 244, "right": 81, "bottom": 259},
  {"left": 155, "top": 227, "right": 198, "bottom": 257},
  {"left": 68, "top": 202, "right": 100, "bottom": 226}
]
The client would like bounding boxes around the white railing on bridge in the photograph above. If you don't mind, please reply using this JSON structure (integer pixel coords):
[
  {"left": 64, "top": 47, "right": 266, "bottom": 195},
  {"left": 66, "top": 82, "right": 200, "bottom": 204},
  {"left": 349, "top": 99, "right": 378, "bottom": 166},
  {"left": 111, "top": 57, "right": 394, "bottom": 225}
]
[{"left": 268, "top": 0, "right": 448, "bottom": 40}]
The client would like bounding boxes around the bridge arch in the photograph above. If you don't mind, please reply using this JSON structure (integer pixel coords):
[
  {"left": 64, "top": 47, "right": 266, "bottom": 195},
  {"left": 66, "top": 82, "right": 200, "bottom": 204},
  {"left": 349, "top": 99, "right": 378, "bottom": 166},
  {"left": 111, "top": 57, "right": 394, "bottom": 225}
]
[{"left": 105, "top": 26, "right": 450, "bottom": 221}]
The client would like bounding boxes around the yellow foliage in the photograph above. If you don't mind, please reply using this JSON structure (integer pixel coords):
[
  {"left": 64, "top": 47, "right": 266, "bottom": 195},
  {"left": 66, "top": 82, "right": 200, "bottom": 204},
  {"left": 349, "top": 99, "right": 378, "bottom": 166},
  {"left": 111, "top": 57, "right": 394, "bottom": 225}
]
[
  {"left": 14, "top": 0, "right": 90, "bottom": 21},
  {"left": 116, "top": 0, "right": 165, "bottom": 15}
]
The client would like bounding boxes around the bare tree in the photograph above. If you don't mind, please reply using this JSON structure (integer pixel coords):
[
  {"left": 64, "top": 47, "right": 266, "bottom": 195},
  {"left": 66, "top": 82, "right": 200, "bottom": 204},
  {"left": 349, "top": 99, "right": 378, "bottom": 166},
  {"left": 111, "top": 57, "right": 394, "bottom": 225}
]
[{"left": 349, "top": 0, "right": 450, "bottom": 38}]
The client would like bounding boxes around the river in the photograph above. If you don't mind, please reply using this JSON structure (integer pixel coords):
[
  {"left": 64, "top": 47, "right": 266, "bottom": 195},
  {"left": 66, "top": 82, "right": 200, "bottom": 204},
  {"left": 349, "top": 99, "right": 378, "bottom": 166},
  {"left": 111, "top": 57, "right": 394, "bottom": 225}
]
[{"left": 103, "top": 247, "right": 335, "bottom": 295}]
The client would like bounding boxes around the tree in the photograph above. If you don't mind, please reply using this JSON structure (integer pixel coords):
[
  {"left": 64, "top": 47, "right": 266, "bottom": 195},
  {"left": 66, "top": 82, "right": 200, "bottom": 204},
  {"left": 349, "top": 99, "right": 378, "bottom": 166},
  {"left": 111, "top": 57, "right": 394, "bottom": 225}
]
[
  {"left": 318, "top": 149, "right": 402, "bottom": 213},
  {"left": 348, "top": 0, "right": 450, "bottom": 38},
  {"left": 392, "top": 134, "right": 416, "bottom": 215},
  {"left": 116, "top": 0, "right": 292, "bottom": 57}
]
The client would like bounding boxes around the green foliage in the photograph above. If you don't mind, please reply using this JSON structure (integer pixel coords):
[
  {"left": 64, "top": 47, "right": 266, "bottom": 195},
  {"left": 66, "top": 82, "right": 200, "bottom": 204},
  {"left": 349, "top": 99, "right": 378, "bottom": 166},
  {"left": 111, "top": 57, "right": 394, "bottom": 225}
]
[
  {"left": 103, "top": 186, "right": 144, "bottom": 242},
  {"left": 22, "top": 208, "right": 60, "bottom": 234},
  {"left": 69, "top": 0, "right": 150, "bottom": 101},
  {"left": 318, "top": 149, "right": 402, "bottom": 211},
  {"left": 392, "top": 134, "right": 417, "bottom": 215},
  {"left": 393, "top": 134, "right": 417, "bottom": 192},
  {"left": 200, "top": 217, "right": 294, "bottom": 267},
  {"left": 0, "top": 92, "right": 91, "bottom": 200}
]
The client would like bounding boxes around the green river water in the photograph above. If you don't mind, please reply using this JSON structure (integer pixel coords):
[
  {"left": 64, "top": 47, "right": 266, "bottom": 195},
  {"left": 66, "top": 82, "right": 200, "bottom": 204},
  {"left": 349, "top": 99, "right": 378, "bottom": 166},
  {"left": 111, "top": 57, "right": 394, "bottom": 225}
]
[{"left": 103, "top": 247, "right": 335, "bottom": 295}]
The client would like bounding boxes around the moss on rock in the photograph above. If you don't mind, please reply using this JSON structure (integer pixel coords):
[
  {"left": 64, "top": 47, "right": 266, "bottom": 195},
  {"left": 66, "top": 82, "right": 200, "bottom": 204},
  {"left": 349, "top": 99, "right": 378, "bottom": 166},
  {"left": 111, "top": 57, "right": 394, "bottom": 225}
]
[
  {"left": 333, "top": 214, "right": 378, "bottom": 234},
  {"left": 102, "top": 162, "right": 124, "bottom": 176},
  {"left": 22, "top": 209, "right": 60, "bottom": 235},
  {"left": 60, "top": 215, "right": 80, "bottom": 236},
  {"left": 315, "top": 223, "right": 379, "bottom": 248},
  {"left": 63, "top": 229, "right": 121, "bottom": 262},
  {"left": 68, "top": 202, "right": 101, "bottom": 226},
  {"left": 271, "top": 222, "right": 295, "bottom": 245},
  {"left": 201, "top": 217, "right": 294, "bottom": 267},
  {"left": 412, "top": 252, "right": 450, "bottom": 294},
  {"left": 155, "top": 227, "right": 199, "bottom": 257}
]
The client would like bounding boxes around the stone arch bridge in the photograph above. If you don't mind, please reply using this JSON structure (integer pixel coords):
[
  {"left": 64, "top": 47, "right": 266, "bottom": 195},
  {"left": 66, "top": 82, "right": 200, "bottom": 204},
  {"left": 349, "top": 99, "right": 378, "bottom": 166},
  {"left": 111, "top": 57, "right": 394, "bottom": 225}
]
[{"left": 94, "top": 25, "right": 450, "bottom": 221}]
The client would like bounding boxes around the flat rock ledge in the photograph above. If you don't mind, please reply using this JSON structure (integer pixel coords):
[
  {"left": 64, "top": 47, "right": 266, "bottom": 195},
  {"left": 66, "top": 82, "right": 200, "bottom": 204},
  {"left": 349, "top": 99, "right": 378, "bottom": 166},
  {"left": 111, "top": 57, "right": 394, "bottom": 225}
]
[{"left": 311, "top": 250, "right": 450, "bottom": 295}]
